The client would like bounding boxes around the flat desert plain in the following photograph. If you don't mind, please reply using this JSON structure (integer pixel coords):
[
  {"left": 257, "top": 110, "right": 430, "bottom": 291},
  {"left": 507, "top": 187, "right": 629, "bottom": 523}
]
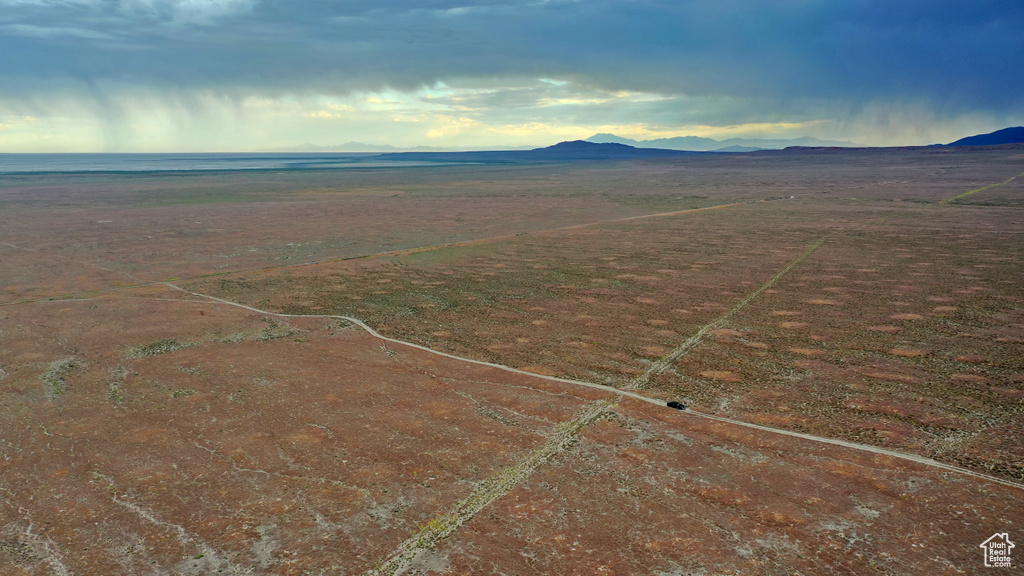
[{"left": 1, "top": 147, "right": 1023, "bottom": 575}]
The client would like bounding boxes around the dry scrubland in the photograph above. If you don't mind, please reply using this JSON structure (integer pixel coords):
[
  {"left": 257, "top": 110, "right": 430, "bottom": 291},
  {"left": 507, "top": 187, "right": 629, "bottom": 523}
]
[{"left": 1, "top": 147, "right": 1023, "bottom": 574}]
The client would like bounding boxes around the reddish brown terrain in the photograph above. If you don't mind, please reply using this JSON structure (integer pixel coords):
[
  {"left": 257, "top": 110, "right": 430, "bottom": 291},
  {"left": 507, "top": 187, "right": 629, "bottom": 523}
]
[{"left": 2, "top": 147, "right": 1022, "bottom": 575}]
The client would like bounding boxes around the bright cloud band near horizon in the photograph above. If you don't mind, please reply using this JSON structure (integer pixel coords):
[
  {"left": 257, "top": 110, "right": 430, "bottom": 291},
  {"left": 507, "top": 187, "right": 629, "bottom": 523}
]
[{"left": 1, "top": 0, "right": 1021, "bottom": 152}]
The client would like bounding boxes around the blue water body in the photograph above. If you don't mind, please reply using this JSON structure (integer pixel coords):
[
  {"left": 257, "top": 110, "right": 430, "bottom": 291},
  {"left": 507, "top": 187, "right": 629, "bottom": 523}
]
[{"left": 0, "top": 153, "right": 453, "bottom": 174}]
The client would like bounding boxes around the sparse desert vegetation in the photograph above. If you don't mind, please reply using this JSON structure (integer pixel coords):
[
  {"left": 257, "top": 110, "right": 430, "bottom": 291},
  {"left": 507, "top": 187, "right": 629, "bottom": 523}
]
[{"left": 2, "top": 147, "right": 1022, "bottom": 574}]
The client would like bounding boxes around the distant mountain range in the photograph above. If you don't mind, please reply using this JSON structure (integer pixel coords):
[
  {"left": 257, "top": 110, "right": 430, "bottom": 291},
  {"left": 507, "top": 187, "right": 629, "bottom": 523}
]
[
  {"left": 377, "top": 140, "right": 697, "bottom": 163},
  {"left": 584, "top": 133, "right": 858, "bottom": 151},
  {"left": 272, "top": 142, "right": 535, "bottom": 153},
  {"left": 271, "top": 126, "right": 1024, "bottom": 156},
  {"left": 526, "top": 140, "right": 696, "bottom": 159},
  {"left": 946, "top": 126, "right": 1024, "bottom": 146},
  {"left": 273, "top": 134, "right": 858, "bottom": 154}
]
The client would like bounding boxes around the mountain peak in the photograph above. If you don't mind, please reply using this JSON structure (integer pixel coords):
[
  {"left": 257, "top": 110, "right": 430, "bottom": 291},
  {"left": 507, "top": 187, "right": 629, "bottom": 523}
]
[
  {"left": 585, "top": 133, "right": 640, "bottom": 146},
  {"left": 540, "top": 140, "right": 635, "bottom": 151},
  {"left": 947, "top": 127, "right": 1024, "bottom": 146}
]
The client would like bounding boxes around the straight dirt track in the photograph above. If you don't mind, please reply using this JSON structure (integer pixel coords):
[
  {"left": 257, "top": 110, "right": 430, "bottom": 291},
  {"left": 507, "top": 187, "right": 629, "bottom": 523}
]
[{"left": 0, "top": 201, "right": 747, "bottom": 307}]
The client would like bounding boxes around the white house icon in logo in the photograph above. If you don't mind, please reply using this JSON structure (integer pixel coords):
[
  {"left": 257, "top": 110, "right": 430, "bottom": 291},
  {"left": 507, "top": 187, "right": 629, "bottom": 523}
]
[{"left": 980, "top": 533, "right": 1014, "bottom": 568}]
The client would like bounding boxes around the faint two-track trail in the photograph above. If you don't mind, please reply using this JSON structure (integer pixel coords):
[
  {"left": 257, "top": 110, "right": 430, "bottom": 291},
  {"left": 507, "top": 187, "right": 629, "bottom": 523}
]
[
  {"left": 0, "top": 240, "right": 140, "bottom": 283},
  {"left": 939, "top": 171, "right": 1024, "bottom": 205},
  {"left": 160, "top": 232, "right": 1023, "bottom": 576},
  {"left": 0, "top": 201, "right": 746, "bottom": 307},
  {"left": 624, "top": 235, "right": 828, "bottom": 392}
]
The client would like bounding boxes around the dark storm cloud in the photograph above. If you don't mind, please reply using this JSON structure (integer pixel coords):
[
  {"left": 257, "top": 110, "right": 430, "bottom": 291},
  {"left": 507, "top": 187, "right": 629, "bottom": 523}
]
[{"left": 1, "top": 0, "right": 1022, "bottom": 115}]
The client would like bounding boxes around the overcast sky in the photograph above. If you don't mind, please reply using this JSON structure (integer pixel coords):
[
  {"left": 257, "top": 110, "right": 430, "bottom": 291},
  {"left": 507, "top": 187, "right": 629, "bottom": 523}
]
[{"left": 1, "top": 0, "right": 1021, "bottom": 151}]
